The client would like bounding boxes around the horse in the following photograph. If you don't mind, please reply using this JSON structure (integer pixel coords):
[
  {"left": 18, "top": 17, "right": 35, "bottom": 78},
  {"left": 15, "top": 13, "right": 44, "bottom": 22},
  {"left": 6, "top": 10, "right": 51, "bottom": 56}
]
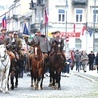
[
  {"left": 47, "top": 40, "right": 65, "bottom": 90},
  {"left": 0, "top": 44, "right": 11, "bottom": 93},
  {"left": 30, "top": 42, "right": 45, "bottom": 90},
  {"left": 7, "top": 44, "right": 21, "bottom": 90}
]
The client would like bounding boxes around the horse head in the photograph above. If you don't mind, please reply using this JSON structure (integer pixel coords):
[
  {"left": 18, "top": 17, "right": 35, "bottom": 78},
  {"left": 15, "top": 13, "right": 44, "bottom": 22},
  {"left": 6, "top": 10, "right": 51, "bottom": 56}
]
[
  {"left": 32, "top": 41, "right": 41, "bottom": 58},
  {"left": 52, "top": 40, "right": 63, "bottom": 55},
  {"left": 0, "top": 44, "right": 7, "bottom": 61}
]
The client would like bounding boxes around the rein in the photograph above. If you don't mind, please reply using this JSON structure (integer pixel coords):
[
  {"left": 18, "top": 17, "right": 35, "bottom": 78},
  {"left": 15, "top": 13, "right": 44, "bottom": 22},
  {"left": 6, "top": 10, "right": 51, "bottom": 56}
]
[{"left": 0, "top": 53, "right": 10, "bottom": 73}]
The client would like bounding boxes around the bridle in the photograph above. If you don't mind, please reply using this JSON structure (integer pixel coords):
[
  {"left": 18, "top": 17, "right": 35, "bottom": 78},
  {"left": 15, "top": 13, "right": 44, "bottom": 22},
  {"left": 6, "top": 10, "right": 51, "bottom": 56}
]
[{"left": 0, "top": 45, "right": 10, "bottom": 72}]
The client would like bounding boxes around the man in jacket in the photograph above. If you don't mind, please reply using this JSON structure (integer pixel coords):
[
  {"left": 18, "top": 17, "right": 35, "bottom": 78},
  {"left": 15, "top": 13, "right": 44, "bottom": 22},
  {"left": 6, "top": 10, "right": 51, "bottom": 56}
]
[
  {"left": 88, "top": 51, "right": 95, "bottom": 71},
  {"left": 74, "top": 50, "right": 81, "bottom": 72},
  {"left": 54, "top": 31, "right": 66, "bottom": 62},
  {"left": 32, "top": 30, "right": 51, "bottom": 54}
]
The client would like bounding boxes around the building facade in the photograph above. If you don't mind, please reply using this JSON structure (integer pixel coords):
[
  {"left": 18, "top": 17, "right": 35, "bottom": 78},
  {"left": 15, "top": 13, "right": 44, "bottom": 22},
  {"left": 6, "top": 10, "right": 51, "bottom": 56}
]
[
  {"left": 0, "top": 0, "right": 98, "bottom": 53},
  {"left": 46, "top": 0, "right": 98, "bottom": 53}
]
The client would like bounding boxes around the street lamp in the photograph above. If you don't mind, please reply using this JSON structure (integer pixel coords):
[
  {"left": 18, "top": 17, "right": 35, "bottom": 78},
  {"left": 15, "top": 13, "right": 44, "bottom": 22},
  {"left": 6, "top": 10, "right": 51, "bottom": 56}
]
[{"left": 65, "top": 0, "right": 68, "bottom": 52}]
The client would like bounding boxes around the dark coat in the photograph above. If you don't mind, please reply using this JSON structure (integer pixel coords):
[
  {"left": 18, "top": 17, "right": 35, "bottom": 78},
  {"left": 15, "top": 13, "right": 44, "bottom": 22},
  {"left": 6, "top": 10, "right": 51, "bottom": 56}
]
[
  {"left": 32, "top": 35, "right": 51, "bottom": 53},
  {"left": 88, "top": 53, "right": 95, "bottom": 64},
  {"left": 95, "top": 55, "right": 98, "bottom": 65}
]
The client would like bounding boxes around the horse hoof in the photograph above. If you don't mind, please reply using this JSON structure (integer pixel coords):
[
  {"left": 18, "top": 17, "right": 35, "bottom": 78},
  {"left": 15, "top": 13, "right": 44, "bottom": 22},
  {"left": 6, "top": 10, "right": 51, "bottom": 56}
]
[
  {"left": 31, "top": 84, "right": 33, "bottom": 87},
  {"left": 48, "top": 84, "right": 52, "bottom": 87},
  {"left": 4, "top": 91, "right": 9, "bottom": 94},
  {"left": 52, "top": 86, "right": 56, "bottom": 90},
  {"left": 10, "top": 86, "right": 14, "bottom": 90},
  {"left": 58, "top": 88, "right": 61, "bottom": 90},
  {"left": 15, "top": 84, "right": 18, "bottom": 88}
]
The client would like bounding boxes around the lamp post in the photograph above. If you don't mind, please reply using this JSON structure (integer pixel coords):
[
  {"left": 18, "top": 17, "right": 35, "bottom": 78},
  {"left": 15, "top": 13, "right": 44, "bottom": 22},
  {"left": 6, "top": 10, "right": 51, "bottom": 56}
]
[
  {"left": 65, "top": 0, "right": 68, "bottom": 52},
  {"left": 93, "top": 0, "right": 96, "bottom": 52}
]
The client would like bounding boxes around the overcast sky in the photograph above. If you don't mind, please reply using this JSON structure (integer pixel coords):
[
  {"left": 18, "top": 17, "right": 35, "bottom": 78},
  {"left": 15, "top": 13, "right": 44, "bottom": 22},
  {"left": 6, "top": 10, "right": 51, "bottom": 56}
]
[{"left": 0, "top": 0, "right": 14, "bottom": 8}]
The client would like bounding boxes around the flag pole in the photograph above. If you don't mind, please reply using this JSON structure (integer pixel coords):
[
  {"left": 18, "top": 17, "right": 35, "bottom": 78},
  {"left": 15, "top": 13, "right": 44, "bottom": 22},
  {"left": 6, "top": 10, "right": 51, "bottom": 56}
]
[{"left": 44, "top": 8, "right": 48, "bottom": 37}]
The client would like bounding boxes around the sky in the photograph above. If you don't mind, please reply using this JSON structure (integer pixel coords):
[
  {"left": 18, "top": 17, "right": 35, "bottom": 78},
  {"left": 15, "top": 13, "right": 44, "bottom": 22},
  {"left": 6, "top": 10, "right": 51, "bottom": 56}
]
[{"left": 0, "top": 0, "right": 14, "bottom": 8}]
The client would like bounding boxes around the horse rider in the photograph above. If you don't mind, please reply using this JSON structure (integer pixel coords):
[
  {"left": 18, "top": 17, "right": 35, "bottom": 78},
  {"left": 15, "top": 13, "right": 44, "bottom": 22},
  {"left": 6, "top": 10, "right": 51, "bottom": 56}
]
[
  {"left": 49, "top": 31, "right": 57, "bottom": 56},
  {"left": 54, "top": 30, "right": 66, "bottom": 62},
  {"left": 0, "top": 28, "right": 15, "bottom": 59},
  {"left": 32, "top": 30, "right": 51, "bottom": 55}
]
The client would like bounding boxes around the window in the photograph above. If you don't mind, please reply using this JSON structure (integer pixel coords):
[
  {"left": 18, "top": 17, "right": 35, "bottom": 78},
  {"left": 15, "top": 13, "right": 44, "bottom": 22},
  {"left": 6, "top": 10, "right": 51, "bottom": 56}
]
[
  {"left": 93, "top": 9, "right": 98, "bottom": 23},
  {"left": 75, "top": 9, "right": 83, "bottom": 22},
  {"left": 94, "top": 38, "right": 98, "bottom": 52},
  {"left": 75, "top": 38, "right": 82, "bottom": 49},
  {"left": 58, "top": 9, "right": 65, "bottom": 22}
]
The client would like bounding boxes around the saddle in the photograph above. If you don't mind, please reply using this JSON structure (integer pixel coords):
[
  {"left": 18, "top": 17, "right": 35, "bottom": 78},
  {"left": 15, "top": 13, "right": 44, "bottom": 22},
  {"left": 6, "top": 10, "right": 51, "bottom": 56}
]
[{"left": 7, "top": 50, "right": 15, "bottom": 60}]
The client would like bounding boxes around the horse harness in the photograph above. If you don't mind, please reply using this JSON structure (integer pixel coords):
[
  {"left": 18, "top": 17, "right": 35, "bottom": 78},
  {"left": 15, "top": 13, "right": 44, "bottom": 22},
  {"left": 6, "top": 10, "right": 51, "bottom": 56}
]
[{"left": 0, "top": 51, "right": 10, "bottom": 73}]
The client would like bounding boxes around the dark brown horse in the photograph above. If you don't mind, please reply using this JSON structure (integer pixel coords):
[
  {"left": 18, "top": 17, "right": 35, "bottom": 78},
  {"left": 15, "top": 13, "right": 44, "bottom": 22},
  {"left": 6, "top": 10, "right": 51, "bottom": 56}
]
[
  {"left": 7, "top": 46, "right": 21, "bottom": 90},
  {"left": 30, "top": 42, "right": 45, "bottom": 90},
  {"left": 47, "top": 40, "right": 65, "bottom": 90}
]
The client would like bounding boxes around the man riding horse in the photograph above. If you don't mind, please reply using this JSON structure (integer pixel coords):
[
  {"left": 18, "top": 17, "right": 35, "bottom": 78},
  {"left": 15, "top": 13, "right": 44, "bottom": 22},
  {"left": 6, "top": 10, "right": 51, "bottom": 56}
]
[{"left": 50, "top": 31, "right": 66, "bottom": 63}]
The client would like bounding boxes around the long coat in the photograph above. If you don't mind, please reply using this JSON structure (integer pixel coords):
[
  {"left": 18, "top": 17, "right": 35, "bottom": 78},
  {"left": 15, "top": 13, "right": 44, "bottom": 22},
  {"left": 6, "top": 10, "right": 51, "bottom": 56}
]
[
  {"left": 33, "top": 35, "right": 51, "bottom": 53},
  {"left": 81, "top": 54, "right": 88, "bottom": 65},
  {"left": 95, "top": 55, "right": 98, "bottom": 65}
]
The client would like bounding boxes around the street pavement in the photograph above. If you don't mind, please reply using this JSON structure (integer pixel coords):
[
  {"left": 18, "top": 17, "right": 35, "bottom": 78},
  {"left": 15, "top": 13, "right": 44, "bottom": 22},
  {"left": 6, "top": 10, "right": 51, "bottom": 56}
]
[
  {"left": 0, "top": 68, "right": 98, "bottom": 98},
  {"left": 72, "top": 65, "right": 98, "bottom": 83}
]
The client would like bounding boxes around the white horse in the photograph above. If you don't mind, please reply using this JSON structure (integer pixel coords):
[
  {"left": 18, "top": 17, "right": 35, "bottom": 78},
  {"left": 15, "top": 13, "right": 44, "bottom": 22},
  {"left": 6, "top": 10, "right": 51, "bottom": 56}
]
[{"left": 0, "top": 44, "right": 11, "bottom": 93}]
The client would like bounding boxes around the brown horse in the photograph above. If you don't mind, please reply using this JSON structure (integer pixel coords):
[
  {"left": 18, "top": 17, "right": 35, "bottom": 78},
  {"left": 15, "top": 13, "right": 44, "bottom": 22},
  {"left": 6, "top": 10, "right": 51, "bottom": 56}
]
[
  {"left": 47, "top": 40, "right": 65, "bottom": 90},
  {"left": 7, "top": 48, "right": 20, "bottom": 90},
  {"left": 30, "top": 42, "right": 45, "bottom": 90}
]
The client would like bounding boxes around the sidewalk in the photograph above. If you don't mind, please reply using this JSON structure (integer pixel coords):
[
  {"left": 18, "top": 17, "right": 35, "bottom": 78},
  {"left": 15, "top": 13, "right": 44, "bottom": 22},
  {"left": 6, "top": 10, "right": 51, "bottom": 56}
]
[{"left": 72, "top": 65, "right": 98, "bottom": 77}]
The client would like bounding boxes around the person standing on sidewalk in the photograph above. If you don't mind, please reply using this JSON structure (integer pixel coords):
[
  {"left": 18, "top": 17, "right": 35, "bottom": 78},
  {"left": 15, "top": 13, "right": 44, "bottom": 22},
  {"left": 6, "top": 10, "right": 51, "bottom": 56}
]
[
  {"left": 74, "top": 50, "right": 81, "bottom": 72},
  {"left": 88, "top": 51, "right": 95, "bottom": 71},
  {"left": 81, "top": 51, "right": 89, "bottom": 72},
  {"left": 95, "top": 52, "right": 98, "bottom": 73}
]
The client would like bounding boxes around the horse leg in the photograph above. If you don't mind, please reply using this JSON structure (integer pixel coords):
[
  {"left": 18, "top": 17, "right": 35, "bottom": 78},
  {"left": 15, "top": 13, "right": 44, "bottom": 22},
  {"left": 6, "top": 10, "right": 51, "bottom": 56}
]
[
  {"left": 40, "top": 74, "right": 44, "bottom": 89},
  {"left": 15, "top": 70, "right": 18, "bottom": 88},
  {"left": 56, "top": 73, "right": 61, "bottom": 90},
  {"left": 38, "top": 78, "right": 41, "bottom": 90},
  {"left": 48, "top": 69, "right": 53, "bottom": 87},
  {"left": 4, "top": 68, "right": 10, "bottom": 93},
  {"left": 10, "top": 72, "right": 14, "bottom": 90},
  {"left": 58, "top": 73, "right": 61, "bottom": 90},
  {"left": 0, "top": 72, "right": 4, "bottom": 92},
  {"left": 30, "top": 71, "right": 34, "bottom": 87}
]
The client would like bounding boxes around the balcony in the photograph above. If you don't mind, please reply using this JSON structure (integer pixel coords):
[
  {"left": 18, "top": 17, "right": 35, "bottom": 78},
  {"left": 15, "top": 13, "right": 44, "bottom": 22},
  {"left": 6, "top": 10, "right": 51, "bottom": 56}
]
[{"left": 72, "top": 0, "right": 87, "bottom": 5}]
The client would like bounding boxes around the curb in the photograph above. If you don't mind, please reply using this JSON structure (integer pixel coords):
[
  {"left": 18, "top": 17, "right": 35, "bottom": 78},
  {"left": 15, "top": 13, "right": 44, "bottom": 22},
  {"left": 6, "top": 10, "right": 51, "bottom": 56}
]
[{"left": 74, "top": 73, "right": 97, "bottom": 83}]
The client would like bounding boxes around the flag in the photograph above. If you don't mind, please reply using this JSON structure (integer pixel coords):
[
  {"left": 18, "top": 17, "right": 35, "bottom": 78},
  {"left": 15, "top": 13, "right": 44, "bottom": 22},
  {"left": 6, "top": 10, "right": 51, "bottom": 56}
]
[
  {"left": 73, "top": 23, "right": 76, "bottom": 33},
  {"left": 44, "top": 9, "right": 48, "bottom": 25},
  {"left": 2, "top": 16, "right": 7, "bottom": 28},
  {"left": 88, "top": 27, "right": 93, "bottom": 37},
  {"left": 23, "top": 23, "right": 29, "bottom": 37},
  {"left": 81, "top": 25, "right": 86, "bottom": 35}
]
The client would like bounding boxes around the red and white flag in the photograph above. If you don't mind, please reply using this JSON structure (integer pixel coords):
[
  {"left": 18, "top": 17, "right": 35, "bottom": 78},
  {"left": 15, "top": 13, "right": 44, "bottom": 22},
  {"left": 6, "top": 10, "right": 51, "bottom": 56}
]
[
  {"left": 81, "top": 26, "right": 86, "bottom": 35},
  {"left": 2, "top": 16, "right": 7, "bottom": 28},
  {"left": 44, "top": 9, "right": 48, "bottom": 25}
]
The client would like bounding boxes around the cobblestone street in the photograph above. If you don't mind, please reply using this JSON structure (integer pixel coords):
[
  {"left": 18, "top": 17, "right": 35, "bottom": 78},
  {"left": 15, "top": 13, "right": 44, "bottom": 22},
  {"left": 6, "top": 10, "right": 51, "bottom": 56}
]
[{"left": 0, "top": 71, "right": 98, "bottom": 98}]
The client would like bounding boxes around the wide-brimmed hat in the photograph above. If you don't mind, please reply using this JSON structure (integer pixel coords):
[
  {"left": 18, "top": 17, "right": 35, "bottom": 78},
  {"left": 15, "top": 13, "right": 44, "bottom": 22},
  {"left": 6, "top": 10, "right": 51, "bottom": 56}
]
[
  {"left": 55, "top": 31, "right": 60, "bottom": 34},
  {"left": 51, "top": 32, "right": 56, "bottom": 34},
  {"left": 35, "top": 30, "right": 41, "bottom": 35},
  {"left": 9, "top": 31, "right": 13, "bottom": 34},
  {"left": 1, "top": 28, "right": 7, "bottom": 32},
  {"left": 23, "top": 34, "right": 29, "bottom": 38}
]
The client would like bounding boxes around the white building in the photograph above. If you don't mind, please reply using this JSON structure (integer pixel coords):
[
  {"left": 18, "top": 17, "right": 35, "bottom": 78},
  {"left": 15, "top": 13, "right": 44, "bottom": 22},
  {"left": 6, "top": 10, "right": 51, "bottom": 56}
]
[
  {"left": 0, "top": 0, "right": 98, "bottom": 53},
  {"left": 46, "top": 0, "right": 98, "bottom": 53}
]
